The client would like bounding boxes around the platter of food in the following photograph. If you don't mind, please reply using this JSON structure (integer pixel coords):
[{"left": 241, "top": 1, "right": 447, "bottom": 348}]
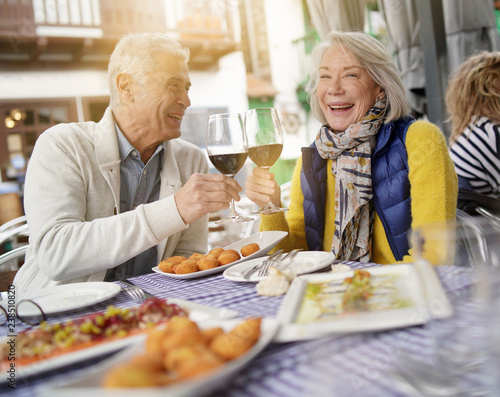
[
  {"left": 0, "top": 297, "right": 239, "bottom": 382},
  {"left": 41, "top": 316, "right": 280, "bottom": 397},
  {"left": 274, "top": 263, "right": 452, "bottom": 343},
  {"left": 223, "top": 251, "right": 335, "bottom": 282},
  {"left": 152, "top": 231, "right": 288, "bottom": 280}
]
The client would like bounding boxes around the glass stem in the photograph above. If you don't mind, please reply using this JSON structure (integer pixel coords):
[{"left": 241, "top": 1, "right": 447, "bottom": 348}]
[{"left": 228, "top": 175, "right": 237, "bottom": 214}]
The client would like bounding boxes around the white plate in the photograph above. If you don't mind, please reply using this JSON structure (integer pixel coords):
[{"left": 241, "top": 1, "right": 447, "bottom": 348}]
[
  {"left": 0, "top": 282, "right": 121, "bottom": 317},
  {"left": 223, "top": 251, "right": 335, "bottom": 282},
  {"left": 0, "top": 298, "right": 239, "bottom": 383},
  {"left": 152, "top": 231, "right": 288, "bottom": 280},
  {"left": 41, "top": 318, "right": 280, "bottom": 397},
  {"left": 274, "top": 263, "right": 453, "bottom": 343}
]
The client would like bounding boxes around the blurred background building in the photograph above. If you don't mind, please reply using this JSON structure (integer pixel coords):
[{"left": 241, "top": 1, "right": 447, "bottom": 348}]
[{"left": 0, "top": 0, "right": 499, "bottom": 219}]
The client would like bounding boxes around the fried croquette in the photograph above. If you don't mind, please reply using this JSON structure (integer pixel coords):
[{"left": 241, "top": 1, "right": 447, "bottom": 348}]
[
  {"left": 167, "top": 316, "right": 200, "bottom": 333},
  {"left": 189, "top": 252, "right": 205, "bottom": 261},
  {"left": 173, "top": 259, "right": 198, "bottom": 274},
  {"left": 218, "top": 251, "right": 240, "bottom": 265},
  {"left": 197, "top": 257, "right": 219, "bottom": 271},
  {"left": 158, "top": 260, "right": 176, "bottom": 273},
  {"left": 129, "top": 352, "right": 165, "bottom": 372},
  {"left": 209, "top": 317, "right": 262, "bottom": 360},
  {"left": 208, "top": 247, "right": 225, "bottom": 258},
  {"left": 225, "top": 249, "right": 241, "bottom": 258},
  {"left": 202, "top": 326, "right": 225, "bottom": 342},
  {"left": 164, "top": 345, "right": 206, "bottom": 371},
  {"left": 176, "top": 350, "right": 224, "bottom": 379},
  {"left": 230, "top": 317, "right": 262, "bottom": 343},
  {"left": 162, "top": 329, "right": 208, "bottom": 351},
  {"left": 145, "top": 327, "right": 171, "bottom": 354},
  {"left": 241, "top": 243, "right": 260, "bottom": 257},
  {"left": 209, "top": 333, "right": 255, "bottom": 360},
  {"left": 164, "top": 256, "right": 187, "bottom": 265},
  {"left": 103, "top": 364, "right": 170, "bottom": 388}
]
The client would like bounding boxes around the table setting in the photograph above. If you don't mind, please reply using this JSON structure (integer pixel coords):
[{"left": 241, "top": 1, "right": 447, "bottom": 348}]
[{"left": 1, "top": 220, "right": 500, "bottom": 397}]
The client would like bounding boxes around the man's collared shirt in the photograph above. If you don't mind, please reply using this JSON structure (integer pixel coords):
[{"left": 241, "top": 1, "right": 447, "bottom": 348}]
[{"left": 105, "top": 125, "right": 165, "bottom": 281}]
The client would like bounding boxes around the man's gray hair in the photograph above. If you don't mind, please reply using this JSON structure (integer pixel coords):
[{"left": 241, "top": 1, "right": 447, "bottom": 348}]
[
  {"left": 308, "top": 30, "right": 410, "bottom": 124},
  {"left": 108, "top": 32, "right": 190, "bottom": 109}
]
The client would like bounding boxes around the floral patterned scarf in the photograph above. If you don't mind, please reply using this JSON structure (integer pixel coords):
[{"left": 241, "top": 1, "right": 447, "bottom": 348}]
[{"left": 314, "top": 97, "right": 387, "bottom": 261}]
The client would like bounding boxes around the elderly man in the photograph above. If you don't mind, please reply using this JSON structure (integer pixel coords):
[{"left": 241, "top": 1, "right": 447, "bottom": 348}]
[{"left": 14, "top": 32, "right": 242, "bottom": 293}]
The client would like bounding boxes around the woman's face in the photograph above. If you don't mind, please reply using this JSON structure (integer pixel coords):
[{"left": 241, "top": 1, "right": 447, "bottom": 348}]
[{"left": 317, "top": 44, "right": 382, "bottom": 132}]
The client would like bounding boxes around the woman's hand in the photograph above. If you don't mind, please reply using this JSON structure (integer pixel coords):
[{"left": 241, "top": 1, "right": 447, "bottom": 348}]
[{"left": 245, "top": 167, "right": 281, "bottom": 209}]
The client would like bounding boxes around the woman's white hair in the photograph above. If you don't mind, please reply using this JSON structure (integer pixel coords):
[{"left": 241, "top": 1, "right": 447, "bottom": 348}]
[
  {"left": 308, "top": 30, "right": 410, "bottom": 124},
  {"left": 108, "top": 32, "right": 190, "bottom": 109}
]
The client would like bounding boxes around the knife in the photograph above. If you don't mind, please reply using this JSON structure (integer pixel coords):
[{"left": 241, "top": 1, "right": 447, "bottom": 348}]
[{"left": 120, "top": 279, "right": 156, "bottom": 299}]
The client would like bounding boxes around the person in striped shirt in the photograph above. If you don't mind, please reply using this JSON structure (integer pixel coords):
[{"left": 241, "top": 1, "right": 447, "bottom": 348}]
[{"left": 447, "top": 51, "right": 500, "bottom": 197}]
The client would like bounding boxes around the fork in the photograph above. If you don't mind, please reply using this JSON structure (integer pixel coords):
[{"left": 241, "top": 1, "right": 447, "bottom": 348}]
[
  {"left": 242, "top": 249, "right": 284, "bottom": 280},
  {"left": 121, "top": 283, "right": 146, "bottom": 303},
  {"left": 258, "top": 248, "right": 303, "bottom": 278}
]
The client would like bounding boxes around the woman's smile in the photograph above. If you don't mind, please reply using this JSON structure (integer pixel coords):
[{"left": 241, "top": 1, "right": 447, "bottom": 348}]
[{"left": 317, "top": 44, "right": 381, "bottom": 132}]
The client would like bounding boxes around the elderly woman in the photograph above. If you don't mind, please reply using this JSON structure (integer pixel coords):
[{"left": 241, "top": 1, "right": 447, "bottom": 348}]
[
  {"left": 245, "top": 30, "right": 457, "bottom": 264},
  {"left": 447, "top": 51, "right": 500, "bottom": 197}
]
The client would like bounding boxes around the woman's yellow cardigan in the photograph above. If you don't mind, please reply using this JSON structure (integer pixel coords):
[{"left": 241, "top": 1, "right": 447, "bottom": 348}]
[{"left": 259, "top": 120, "right": 458, "bottom": 264}]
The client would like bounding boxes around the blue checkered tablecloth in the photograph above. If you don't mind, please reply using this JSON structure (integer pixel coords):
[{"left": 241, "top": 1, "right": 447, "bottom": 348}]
[{"left": 0, "top": 262, "right": 486, "bottom": 397}]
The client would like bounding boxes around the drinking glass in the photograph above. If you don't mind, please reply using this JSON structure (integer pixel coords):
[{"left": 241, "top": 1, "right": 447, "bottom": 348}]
[
  {"left": 244, "top": 107, "right": 287, "bottom": 215},
  {"left": 404, "top": 216, "right": 500, "bottom": 395},
  {"left": 206, "top": 113, "right": 253, "bottom": 224}
]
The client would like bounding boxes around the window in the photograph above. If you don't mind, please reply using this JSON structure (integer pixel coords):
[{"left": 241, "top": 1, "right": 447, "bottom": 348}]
[
  {"left": 81, "top": 96, "right": 109, "bottom": 122},
  {"left": 0, "top": 99, "right": 77, "bottom": 182}
]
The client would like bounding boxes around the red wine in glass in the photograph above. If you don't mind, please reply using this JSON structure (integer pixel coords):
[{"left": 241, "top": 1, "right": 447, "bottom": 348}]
[{"left": 207, "top": 113, "right": 253, "bottom": 223}]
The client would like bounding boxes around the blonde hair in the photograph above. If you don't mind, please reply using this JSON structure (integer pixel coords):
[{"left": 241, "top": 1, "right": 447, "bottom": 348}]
[
  {"left": 308, "top": 30, "right": 411, "bottom": 125},
  {"left": 446, "top": 51, "right": 500, "bottom": 145},
  {"left": 108, "top": 32, "right": 190, "bottom": 109}
]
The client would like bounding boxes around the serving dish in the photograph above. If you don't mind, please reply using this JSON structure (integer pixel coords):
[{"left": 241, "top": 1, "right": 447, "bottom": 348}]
[
  {"left": 0, "top": 298, "right": 238, "bottom": 382},
  {"left": 152, "top": 231, "right": 287, "bottom": 280},
  {"left": 41, "top": 318, "right": 280, "bottom": 397},
  {"left": 274, "top": 263, "right": 452, "bottom": 342}
]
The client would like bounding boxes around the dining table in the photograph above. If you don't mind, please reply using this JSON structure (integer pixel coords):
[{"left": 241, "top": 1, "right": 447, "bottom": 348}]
[{"left": 1, "top": 260, "right": 495, "bottom": 397}]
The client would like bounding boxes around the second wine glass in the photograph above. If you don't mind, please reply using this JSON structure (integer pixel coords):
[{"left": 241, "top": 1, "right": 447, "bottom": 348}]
[
  {"left": 206, "top": 113, "right": 253, "bottom": 224},
  {"left": 245, "top": 107, "right": 288, "bottom": 214}
]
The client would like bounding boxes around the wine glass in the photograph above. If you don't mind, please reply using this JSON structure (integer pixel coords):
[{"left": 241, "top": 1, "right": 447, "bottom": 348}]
[
  {"left": 244, "top": 107, "right": 288, "bottom": 214},
  {"left": 206, "top": 113, "right": 253, "bottom": 224},
  {"left": 397, "top": 216, "right": 500, "bottom": 395}
]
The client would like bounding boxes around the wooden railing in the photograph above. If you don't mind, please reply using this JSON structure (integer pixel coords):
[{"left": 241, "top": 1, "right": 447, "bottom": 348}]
[
  {"left": 0, "top": 0, "right": 239, "bottom": 69},
  {"left": 165, "top": 0, "right": 237, "bottom": 42},
  {"left": 0, "top": 0, "right": 237, "bottom": 40},
  {"left": 0, "top": 0, "right": 167, "bottom": 38}
]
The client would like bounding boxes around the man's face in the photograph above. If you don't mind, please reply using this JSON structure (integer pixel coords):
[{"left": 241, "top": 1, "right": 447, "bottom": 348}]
[{"left": 130, "top": 53, "right": 191, "bottom": 143}]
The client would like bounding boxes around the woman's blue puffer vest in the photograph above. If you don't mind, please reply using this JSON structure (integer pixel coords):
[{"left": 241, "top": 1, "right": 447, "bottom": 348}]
[{"left": 300, "top": 116, "right": 415, "bottom": 261}]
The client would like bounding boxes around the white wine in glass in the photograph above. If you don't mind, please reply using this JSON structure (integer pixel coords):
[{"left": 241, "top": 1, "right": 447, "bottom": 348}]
[
  {"left": 245, "top": 107, "right": 288, "bottom": 214},
  {"left": 207, "top": 113, "right": 253, "bottom": 224}
]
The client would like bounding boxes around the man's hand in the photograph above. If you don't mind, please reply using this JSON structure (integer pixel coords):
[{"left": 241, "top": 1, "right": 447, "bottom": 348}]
[
  {"left": 174, "top": 173, "right": 242, "bottom": 224},
  {"left": 244, "top": 167, "right": 281, "bottom": 209}
]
